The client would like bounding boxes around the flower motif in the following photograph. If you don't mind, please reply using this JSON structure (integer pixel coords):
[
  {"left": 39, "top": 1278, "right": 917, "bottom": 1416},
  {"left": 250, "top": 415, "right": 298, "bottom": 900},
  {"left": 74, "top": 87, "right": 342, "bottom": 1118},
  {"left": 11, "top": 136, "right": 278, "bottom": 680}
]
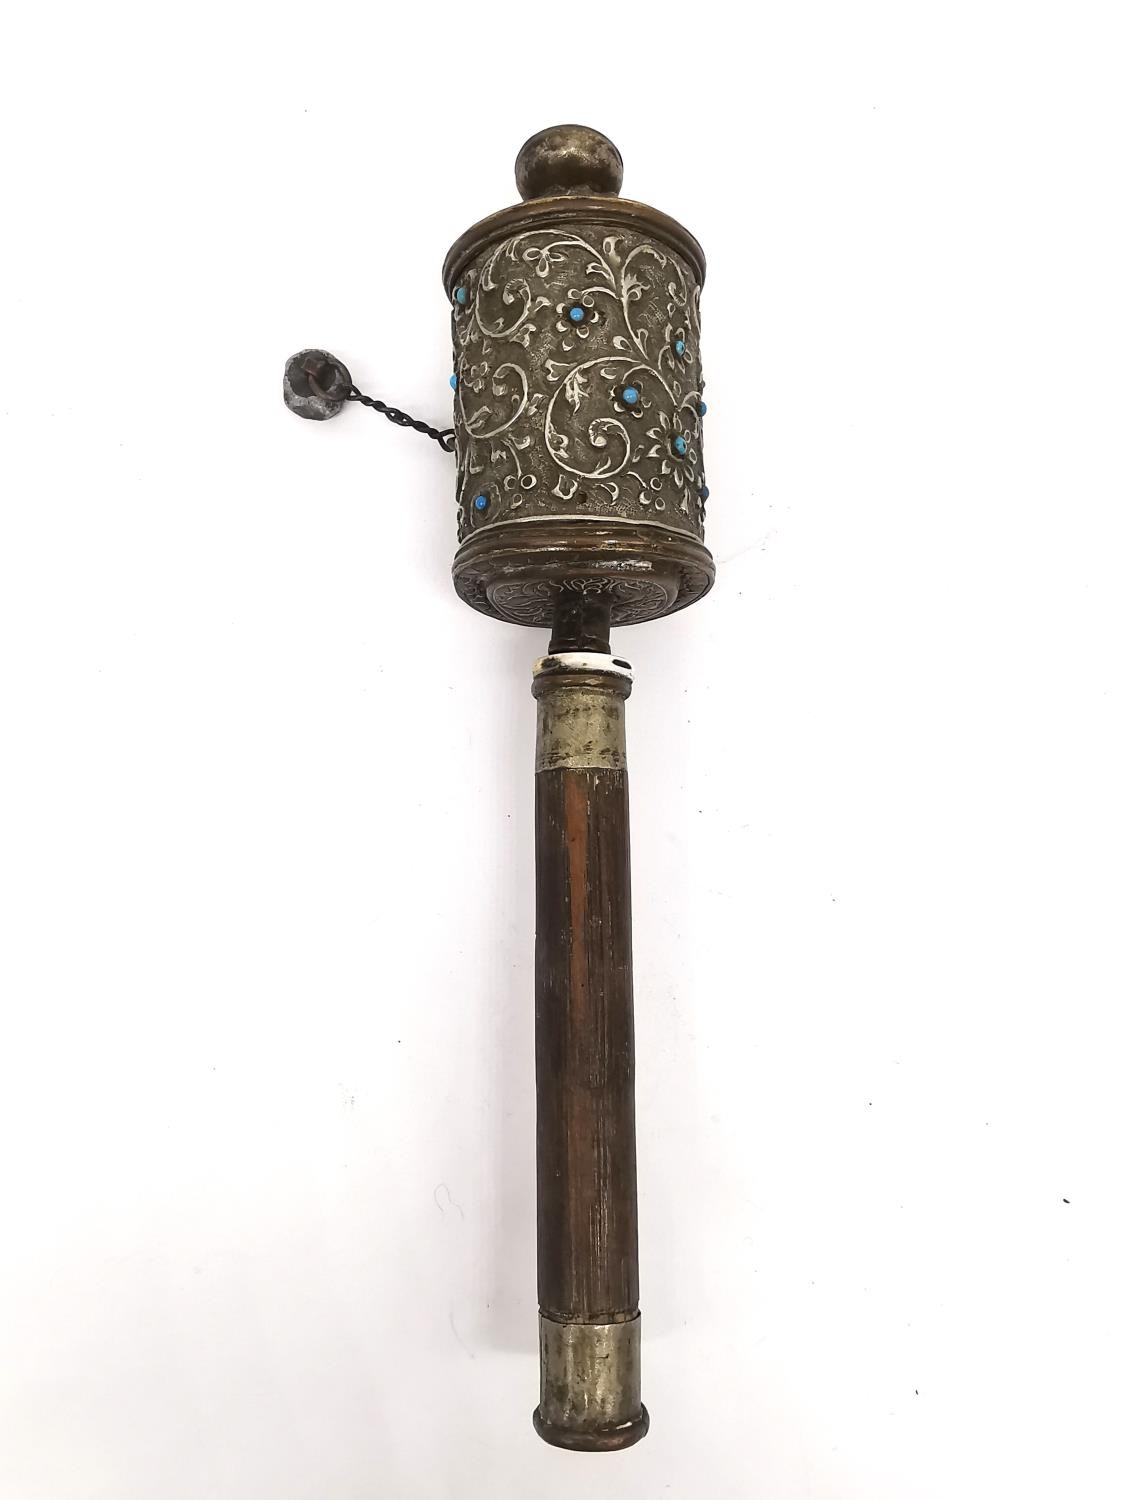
[
  {"left": 610, "top": 379, "right": 650, "bottom": 420},
  {"left": 554, "top": 292, "right": 601, "bottom": 343},
  {"left": 660, "top": 323, "right": 695, "bottom": 376},
  {"left": 642, "top": 409, "right": 698, "bottom": 495}
]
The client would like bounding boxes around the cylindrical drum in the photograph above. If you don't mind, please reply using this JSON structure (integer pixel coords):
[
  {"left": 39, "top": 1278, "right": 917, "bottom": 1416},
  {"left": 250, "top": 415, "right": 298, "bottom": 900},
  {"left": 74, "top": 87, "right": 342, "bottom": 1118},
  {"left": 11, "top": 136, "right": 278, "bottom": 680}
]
[{"left": 443, "top": 125, "right": 714, "bottom": 632}]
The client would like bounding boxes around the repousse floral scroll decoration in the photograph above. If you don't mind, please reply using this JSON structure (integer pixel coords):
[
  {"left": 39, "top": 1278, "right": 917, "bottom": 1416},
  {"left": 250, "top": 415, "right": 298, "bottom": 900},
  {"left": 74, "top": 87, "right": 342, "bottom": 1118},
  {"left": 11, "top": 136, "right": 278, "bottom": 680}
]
[{"left": 451, "top": 229, "right": 705, "bottom": 541}]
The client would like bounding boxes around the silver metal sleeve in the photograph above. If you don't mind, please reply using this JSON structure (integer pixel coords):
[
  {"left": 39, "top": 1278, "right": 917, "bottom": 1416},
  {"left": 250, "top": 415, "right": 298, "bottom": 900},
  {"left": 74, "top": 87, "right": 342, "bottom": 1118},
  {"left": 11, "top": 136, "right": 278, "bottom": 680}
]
[
  {"left": 533, "top": 1314, "right": 649, "bottom": 1452},
  {"left": 532, "top": 652, "right": 633, "bottom": 772}
]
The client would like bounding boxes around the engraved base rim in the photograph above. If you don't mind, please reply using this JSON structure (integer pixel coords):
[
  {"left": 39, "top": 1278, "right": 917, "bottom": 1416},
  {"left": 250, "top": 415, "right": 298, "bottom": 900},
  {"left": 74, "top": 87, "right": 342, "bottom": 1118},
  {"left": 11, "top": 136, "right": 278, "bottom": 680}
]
[{"left": 452, "top": 517, "right": 715, "bottom": 629}]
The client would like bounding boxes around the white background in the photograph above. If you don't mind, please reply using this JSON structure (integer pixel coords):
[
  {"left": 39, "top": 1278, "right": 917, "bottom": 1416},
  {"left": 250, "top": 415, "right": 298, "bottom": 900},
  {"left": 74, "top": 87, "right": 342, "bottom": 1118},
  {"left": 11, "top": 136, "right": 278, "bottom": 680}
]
[{"left": 2, "top": 4, "right": 1123, "bottom": 1496}]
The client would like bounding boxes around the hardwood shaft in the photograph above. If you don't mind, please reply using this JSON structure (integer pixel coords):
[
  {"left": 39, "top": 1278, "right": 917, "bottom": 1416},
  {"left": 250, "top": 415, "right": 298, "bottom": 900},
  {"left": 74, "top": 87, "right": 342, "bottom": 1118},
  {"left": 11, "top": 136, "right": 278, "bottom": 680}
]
[{"left": 533, "top": 662, "right": 639, "bottom": 1324}]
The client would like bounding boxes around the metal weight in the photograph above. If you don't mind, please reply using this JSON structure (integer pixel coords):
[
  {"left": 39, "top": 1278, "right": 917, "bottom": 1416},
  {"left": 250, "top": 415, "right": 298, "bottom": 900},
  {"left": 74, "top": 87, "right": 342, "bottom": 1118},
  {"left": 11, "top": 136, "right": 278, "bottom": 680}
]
[{"left": 282, "top": 349, "right": 352, "bottom": 420}]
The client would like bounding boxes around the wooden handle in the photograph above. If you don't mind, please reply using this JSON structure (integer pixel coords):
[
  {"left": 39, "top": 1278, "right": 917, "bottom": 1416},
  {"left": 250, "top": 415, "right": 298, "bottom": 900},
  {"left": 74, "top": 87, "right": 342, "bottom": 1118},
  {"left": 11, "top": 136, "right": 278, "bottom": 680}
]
[{"left": 530, "top": 651, "right": 648, "bottom": 1451}]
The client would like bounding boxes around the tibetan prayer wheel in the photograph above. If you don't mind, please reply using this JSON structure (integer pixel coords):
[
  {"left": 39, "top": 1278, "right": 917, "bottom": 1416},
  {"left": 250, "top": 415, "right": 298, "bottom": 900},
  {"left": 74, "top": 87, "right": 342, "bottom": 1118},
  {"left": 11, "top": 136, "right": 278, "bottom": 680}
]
[{"left": 285, "top": 123, "right": 712, "bottom": 1451}]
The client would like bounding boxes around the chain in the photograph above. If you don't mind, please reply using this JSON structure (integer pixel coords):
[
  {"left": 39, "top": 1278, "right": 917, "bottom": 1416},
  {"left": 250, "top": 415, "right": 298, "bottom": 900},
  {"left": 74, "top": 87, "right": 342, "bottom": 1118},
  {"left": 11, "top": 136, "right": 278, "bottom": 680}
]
[{"left": 346, "top": 385, "right": 456, "bottom": 453}]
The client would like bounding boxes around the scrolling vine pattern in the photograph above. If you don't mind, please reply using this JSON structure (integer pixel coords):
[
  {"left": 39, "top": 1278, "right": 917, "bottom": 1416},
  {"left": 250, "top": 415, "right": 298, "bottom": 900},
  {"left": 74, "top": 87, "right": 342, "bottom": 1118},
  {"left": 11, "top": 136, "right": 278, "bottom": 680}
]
[{"left": 451, "top": 227, "right": 706, "bottom": 543}]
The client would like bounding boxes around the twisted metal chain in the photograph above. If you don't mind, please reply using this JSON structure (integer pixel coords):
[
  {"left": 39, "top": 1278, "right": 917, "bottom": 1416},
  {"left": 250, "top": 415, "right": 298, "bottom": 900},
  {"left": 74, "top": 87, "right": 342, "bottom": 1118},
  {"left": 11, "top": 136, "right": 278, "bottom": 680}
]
[{"left": 346, "top": 385, "right": 456, "bottom": 453}]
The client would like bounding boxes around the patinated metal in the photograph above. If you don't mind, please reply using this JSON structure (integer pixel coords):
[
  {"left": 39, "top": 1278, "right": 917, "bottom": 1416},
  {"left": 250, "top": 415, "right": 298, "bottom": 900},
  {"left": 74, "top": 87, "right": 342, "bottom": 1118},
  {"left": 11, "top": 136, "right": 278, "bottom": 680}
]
[
  {"left": 535, "top": 1315, "right": 647, "bottom": 1452},
  {"left": 282, "top": 348, "right": 352, "bottom": 420},
  {"left": 445, "top": 125, "right": 713, "bottom": 631},
  {"left": 533, "top": 653, "right": 631, "bottom": 772}
]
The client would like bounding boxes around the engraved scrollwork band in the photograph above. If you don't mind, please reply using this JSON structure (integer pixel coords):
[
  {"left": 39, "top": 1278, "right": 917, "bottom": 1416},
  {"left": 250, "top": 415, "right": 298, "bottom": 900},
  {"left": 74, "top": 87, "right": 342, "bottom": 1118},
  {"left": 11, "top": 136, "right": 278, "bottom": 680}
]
[
  {"left": 450, "top": 225, "right": 708, "bottom": 545},
  {"left": 490, "top": 577, "right": 674, "bottom": 626}
]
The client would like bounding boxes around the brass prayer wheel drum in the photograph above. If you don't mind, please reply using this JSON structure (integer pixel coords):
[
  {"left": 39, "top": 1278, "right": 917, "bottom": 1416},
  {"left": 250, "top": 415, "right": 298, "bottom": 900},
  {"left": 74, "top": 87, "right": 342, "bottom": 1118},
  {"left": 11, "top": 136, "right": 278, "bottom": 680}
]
[
  {"left": 444, "top": 125, "right": 711, "bottom": 1452},
  {"left": 444, "top": 124, "right": 713, "bottom": 631}
]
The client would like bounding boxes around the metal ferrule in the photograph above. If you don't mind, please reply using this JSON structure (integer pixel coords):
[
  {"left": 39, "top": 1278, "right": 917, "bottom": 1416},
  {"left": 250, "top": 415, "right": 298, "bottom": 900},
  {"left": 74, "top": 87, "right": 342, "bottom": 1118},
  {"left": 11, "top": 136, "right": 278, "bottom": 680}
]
[
  {"left": 532, "top": 652, "right": 633, "bottom": 772},
  {"left": 534, "top": 1314, "right": 649, "bottom": 1452}
]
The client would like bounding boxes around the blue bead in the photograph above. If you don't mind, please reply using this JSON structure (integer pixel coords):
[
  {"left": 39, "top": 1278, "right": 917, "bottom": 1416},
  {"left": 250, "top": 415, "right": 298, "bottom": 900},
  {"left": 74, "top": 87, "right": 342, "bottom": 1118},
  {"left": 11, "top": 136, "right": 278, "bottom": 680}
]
[
  {"left": 621, "top": 386, "right": 639, "bottom": 406},
  {"left": 454, "top": 286, "right": 467, "bottom": 306},
  {"left": 699, "top": 401, "right": 708, "bottom": 415},
  {"left": 674, "top": 338, "right": 686, "bottom": 357},
  {"left": 568, "top": 305, "right": 585, "bottom": 323},
  {"left": 673, "top": 435, "right": 687, "bottom": 456},
  {"left": 473, "top": 494, "right": 489, "bottom": 512},
  {"left": 700, "top": 485, "right": 710, "bottom": 501},
  {"left": 449, "top": 374, "right": 458, "bottom": 390}
]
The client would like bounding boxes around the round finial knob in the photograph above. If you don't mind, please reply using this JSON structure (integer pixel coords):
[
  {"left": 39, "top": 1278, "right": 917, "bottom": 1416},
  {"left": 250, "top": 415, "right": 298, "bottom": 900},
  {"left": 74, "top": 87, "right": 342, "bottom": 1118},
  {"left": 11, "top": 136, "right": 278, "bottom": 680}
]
[
  {"left": 515, "top": 125, "right": 623, "bottom": 201},
  {"left": 283, "top": 349, "right": 352, "bottom": 421}
]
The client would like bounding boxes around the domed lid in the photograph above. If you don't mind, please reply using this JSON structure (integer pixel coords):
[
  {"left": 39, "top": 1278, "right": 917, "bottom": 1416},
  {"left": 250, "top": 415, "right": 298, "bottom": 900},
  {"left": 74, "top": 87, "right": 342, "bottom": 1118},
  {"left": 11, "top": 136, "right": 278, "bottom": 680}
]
[{"left": 442, "top": 125, "right": 705, "bottom": 292}]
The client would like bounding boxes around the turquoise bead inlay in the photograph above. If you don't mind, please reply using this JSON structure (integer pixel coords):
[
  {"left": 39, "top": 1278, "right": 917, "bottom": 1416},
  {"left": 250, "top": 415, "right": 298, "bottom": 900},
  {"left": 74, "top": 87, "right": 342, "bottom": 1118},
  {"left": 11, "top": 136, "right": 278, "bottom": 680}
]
[
  {"left": 621, "top": 386, "right": 639, "bottom": 406},
  {"left": 568, "top": 305, "right": 585, "bottom": 323},
  {"left": 673, "top": 435, "right": 687, "bottom": 456},
  {"left": 473, "top": 494, "right": 489, "bottom": 513},
  {"left": 700, "top": 484, "right": 710, "bottom": 501},
  {"left": 449, "top": 374, "right": 458, "bottom": 390},
  {"left": 699, "top": 400, "right": 707, "bottom": 415},
  {"left": 454, "top": 286, "right": 467, "bottom": 306},
  {"left": 674, "top": 338, "right": 686, "bottom": 357}
]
